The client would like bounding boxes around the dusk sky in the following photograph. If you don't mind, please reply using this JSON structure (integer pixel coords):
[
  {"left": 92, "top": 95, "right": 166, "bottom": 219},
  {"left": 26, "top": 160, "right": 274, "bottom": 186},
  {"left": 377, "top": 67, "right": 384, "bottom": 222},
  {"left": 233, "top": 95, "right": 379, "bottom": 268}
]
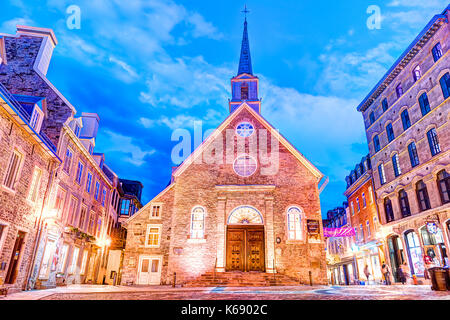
[{"left": 1, "top": 0, "right": 447, "bottom": 216}]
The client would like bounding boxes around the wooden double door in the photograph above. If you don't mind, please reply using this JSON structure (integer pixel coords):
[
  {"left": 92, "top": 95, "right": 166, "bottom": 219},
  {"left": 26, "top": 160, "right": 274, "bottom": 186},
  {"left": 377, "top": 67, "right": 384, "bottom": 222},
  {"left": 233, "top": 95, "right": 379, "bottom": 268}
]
[{"left": 226, "top": 226, "right": 265, "bottom": 272}]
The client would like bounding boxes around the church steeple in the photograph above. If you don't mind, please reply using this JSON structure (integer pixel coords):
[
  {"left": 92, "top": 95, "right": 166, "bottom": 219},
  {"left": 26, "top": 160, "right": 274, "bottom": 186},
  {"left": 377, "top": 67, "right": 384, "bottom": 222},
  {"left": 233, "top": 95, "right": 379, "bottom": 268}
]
[
  {"left": 229, "top": 7, "right": 260, "bottom": 114},
  {"left": 237, "top": 15, "right": 253, "bottom": 75}
]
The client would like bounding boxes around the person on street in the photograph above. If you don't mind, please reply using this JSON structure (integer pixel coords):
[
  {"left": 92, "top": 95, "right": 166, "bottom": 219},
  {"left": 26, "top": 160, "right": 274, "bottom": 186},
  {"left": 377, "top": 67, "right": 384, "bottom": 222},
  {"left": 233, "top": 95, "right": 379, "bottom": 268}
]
[
  {"left": 381, "top": 262, "right": 391, "bottom": 285},
  {"left": 363, "top": 265, "right": 370, "bottom": 284},
  {"left": 397, "top": 263, "right": 407, "bottom": 285}
]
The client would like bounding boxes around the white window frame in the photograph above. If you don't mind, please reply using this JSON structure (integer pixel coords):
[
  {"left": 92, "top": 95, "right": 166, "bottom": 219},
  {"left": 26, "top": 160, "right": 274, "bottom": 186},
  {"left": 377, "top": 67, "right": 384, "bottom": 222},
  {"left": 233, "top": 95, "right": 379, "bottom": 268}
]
[
  {"left": 80, "top": 250, "right": 88, "bottom": 275},
  {"left": 3, "top": 149, "right": 24, "bottom": 192},
  {"left": 68, "top": 247, "right": 80, "bottom": 275},
  {"left": 27, "top": 166, "right": 42, "bottom": 203},
  {"left": 286, "top": 206, "right": 303, "bottom": 241},
  {"left": 57, "top": 243, "right": 69, "bottom": 273},
  {"left": 0, "top": 219, "right": 9, "bottom": 254},
  {"left": 189, "top": 206, "right": 206, "bottom": 240},
  {"left": 150, "top": 203, "right": 162, "bottom": 219},
  {"left": 145, "top": 224, "right": 162, "bottom": 248}
]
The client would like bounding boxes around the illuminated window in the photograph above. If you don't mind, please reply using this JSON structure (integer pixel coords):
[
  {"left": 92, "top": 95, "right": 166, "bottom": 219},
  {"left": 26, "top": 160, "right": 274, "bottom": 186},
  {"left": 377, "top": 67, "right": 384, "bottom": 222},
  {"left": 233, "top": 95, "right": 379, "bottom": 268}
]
[
  {"left": 287, "top": 206, "right": 302, "bottom": 240},
  {"left": 151, "top": 205, "right": 161, "bottom": 218},
  {"left": 3, "top": 150, "right": 23, "bottom": 190},
  {"left": 80, "top": 250, "right": 88, "bottom": 275},
  {"left": 233, "top": 154, "right": 257, "bottom": 177},
  {"left": 392, "top": 153, "right": 401, "bottom": 177},
  {"left": 145, "top": 225, "right": 161, "bottom": 247},
  {"left": 27, "top": 167, "right": 42, "bottom": 202},
  {"left": 57, "top": 244, "right": 69, "bottom": 273},
  {"left": 54, "top": 186, "right": 66, "bottom": 218},
  {"left": 39, "top": 238, "right": 57, "bottom": 279},
  {"left": 68, "top": 247, "right": 79, "bottom": 274},
  {"left": 190, "top": 206, "right": 205, "bottom": 239}
]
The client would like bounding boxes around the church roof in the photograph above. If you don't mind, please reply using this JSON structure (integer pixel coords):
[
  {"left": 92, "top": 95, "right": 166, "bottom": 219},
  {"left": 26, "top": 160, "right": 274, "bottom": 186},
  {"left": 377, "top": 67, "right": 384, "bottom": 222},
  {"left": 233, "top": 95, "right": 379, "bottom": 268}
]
[{"left": 237, "top": 19, "right": 253, "bottom": 76}]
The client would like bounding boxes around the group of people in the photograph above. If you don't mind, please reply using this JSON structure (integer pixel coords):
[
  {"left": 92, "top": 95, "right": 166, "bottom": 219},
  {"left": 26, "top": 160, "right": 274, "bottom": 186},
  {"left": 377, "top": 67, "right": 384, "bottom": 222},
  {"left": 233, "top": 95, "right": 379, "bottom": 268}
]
[{"left": 363, "top": 261, "right": 408, "bottom": 285}]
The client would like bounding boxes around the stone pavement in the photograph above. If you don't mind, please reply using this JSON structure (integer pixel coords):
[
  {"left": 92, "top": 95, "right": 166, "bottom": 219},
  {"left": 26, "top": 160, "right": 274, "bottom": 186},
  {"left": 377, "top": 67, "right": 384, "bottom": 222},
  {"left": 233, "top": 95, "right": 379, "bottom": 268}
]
[{"left": 1, "top": 284, "right": 449, "bottom": 300}]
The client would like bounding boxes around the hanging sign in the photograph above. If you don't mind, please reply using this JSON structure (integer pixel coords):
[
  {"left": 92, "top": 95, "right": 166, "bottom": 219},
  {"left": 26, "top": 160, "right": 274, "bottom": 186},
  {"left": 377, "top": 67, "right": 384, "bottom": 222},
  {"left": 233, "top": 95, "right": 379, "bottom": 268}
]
[{"left": 426, "top": 221, "right": 438, "bottom": 234}]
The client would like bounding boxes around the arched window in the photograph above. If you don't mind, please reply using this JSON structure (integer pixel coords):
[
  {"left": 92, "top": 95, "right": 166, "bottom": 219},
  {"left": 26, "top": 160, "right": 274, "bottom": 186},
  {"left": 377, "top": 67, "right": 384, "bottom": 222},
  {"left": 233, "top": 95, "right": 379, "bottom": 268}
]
[
  {"left": 398, "top": 190, "right": 411, "bottom": 218},
  {"left": 381, "top": 98, "right": 388, "bottom": 112},
  {"left": 432, "top": 42, "right": 443, "bottom": 62},
  {"left": 408, "top": 142, "right": 419, "bottom": 167},
  {"left": 190, "top": 206, "right": 205, "bottom": 239},
  {"left": 396, "top": 83, "right": 403, "bottom": 98},
  {"left": 440, "top": 72, "right": 450, "bottom": 99},
  {"left": 378, "top": 163, "right": 386, "bottom": 185},
  {"left": 384, "top": 198, "right": 394, "bottom": 222},
  {"left": 373, "top": 135, "right": 381, "bottom": 152},
  {"left": 405, "top": 230, "right": 424, "bottom": 275},
  {"left": 369, "top": 112, "right": 375, "bottom": 125},
  {"left": 386, "top": 123, "right": 395, "bottom": 142},
  {"left": 392, "top": 153, "right": 401, "bottom": 177},
  {"left": 413, "top": 65, "right": 421, "bottom": 81},
  {"left": 401, "top": 109, "right": 411, "bottom": 130},
  {"left": 416, "top": 181, "right": 431, "bottom": 212},
  {"left": 418, "top": 92, "right": 431, "bottom": 116},
  {"left": 437, "top": 170, "right": 449, "bottom": 204},
  {"left": 287, "top": 206, "right": 302, "bottom": 240},
  {"left": 427, "top": 128, "right": 441, "bottom": 156}
]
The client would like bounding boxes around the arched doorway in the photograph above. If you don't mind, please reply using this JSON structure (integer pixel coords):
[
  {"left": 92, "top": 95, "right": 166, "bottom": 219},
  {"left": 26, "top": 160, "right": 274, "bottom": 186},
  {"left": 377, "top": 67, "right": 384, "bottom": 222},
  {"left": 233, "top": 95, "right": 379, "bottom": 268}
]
[
  {"left": 404, "top": 230, "right": 425, "bottom": 276},
  {"left": 226, "top": 206, "right": 265, "bottom": 272}
]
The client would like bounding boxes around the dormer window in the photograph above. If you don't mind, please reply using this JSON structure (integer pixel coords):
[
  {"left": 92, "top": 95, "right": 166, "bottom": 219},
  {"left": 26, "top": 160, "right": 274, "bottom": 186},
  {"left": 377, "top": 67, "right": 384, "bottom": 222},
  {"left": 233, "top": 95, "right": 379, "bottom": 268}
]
[
  {"left": 241, "top": 82, "right": 249, "bottom": 100},
  {"left": 29, "top": 105, "right": 44, "bottom": 132}
]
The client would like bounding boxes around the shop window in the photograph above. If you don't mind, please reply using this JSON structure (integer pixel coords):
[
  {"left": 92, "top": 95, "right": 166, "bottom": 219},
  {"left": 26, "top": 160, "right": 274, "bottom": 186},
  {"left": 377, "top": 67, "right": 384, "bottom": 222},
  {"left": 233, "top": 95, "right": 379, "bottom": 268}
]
[{"left": 405, "top": 231, "right": 424, "bottom": 276}]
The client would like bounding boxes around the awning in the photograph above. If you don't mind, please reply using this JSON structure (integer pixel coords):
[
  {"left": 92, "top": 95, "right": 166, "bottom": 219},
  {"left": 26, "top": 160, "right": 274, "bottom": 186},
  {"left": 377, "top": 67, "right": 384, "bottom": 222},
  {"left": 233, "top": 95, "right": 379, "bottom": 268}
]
[{"left": 324, "top": 227, "right": 355, "bottom": 238}]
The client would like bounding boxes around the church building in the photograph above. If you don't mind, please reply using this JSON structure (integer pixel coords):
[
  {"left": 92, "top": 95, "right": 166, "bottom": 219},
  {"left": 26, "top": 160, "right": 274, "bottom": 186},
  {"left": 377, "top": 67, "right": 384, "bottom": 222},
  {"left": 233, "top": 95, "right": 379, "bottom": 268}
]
[{"left": 121, "top": 18, "right": 327, "bottom": 286}]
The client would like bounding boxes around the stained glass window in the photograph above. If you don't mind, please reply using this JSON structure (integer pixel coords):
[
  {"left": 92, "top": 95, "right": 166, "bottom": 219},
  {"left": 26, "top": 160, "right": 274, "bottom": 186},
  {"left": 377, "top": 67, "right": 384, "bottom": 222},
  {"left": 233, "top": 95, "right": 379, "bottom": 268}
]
[
  {"left": 236, "top": 122, "right": 254, "bottom": 138},
  {"left": 233, "top": 154, "right": 257, "bottom": 177}
]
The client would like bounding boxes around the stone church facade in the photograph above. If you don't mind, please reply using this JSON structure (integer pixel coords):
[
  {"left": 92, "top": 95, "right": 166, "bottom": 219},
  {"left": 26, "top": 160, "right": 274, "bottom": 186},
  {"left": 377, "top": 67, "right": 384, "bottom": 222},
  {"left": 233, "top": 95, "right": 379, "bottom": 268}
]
[{"left": 122, "top": 19, "right": 327, "bottom": 286}]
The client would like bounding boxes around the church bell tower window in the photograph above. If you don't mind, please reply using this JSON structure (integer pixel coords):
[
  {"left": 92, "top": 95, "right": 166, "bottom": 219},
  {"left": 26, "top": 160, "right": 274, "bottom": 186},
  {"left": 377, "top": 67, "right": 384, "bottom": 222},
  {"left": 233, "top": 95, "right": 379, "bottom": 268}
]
[{"left": 241, "top": 82, "right": 249, "bottom": 100}]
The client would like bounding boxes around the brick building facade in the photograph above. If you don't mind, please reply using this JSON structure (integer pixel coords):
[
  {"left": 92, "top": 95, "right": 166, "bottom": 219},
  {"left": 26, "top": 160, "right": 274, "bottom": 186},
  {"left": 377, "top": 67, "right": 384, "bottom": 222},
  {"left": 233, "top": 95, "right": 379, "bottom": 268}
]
[
  {"left": 357, "top": 6, "right": 450, "bottom": 282},
  {"left": 344, "top": 156, "right": 385, "bottom": 283},
  {"left": 122, "top": 19, "right": 327, "bottom": 286}
]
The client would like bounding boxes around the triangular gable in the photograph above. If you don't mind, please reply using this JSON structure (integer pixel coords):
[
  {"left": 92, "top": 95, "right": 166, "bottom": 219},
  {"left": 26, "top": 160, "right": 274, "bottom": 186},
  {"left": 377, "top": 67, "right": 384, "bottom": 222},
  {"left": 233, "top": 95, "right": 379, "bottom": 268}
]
[
  {"left": 233, "top": 73, "right": 258, "bottom": 80},
  {"left": 172, "top": 102, "right": 323, "bottom": 180},
  {"left": 123, "top": 183, "right": 175, "bottom": 225}
]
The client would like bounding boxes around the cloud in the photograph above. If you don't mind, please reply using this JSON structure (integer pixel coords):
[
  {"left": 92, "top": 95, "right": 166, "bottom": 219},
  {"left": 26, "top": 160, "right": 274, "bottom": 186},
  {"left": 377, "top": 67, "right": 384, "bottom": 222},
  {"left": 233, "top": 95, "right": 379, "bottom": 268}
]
[
  {"left": 108, "top": 56, "right": 139, "bottom": 82},
  {"left": 1, "top": 17, "right": 34, "bottom": 33},
  {"left": 100, "top": 130, "right": 156, "bottom": 166}
]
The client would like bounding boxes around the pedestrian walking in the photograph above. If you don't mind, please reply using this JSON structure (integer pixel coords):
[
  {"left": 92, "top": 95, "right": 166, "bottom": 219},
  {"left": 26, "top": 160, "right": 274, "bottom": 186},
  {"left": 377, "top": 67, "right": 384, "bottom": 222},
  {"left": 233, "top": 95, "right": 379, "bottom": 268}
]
[
  {"left": 364, "top": 265, "right": 370, "bottom": 284},
  {"left": 381, "top": 262, "right": 391, "bottom": 285},
  {"left": 397, "top": 264, "right": 407, "bottom": 285}
]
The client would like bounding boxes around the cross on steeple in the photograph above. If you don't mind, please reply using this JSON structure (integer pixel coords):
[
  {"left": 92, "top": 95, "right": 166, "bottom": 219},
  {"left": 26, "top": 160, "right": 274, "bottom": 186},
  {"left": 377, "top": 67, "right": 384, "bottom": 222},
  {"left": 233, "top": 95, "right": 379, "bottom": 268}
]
[
  {"left": 241, "top": 5, "right": 250, "bottom": 21},
  {"left": 237, "top": 5, "right": 252, "bottom": 75}
]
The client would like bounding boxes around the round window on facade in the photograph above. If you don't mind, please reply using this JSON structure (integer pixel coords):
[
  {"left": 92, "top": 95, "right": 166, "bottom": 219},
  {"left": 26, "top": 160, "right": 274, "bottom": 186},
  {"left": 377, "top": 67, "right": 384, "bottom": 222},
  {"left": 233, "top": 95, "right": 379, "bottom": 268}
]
[
  {"left": 236, "top": 122, "right": 254, "bottom": 138},
  {"left": 233, "top": 154, "right": 257, "bottom": 177}
]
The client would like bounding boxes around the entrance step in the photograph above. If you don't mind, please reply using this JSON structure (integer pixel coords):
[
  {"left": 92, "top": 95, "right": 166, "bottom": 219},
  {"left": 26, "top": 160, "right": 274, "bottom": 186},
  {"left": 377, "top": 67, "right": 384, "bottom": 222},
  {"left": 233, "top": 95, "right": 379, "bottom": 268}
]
[{"left": 184, "top": 271, "right": 300, "bottom": 287}]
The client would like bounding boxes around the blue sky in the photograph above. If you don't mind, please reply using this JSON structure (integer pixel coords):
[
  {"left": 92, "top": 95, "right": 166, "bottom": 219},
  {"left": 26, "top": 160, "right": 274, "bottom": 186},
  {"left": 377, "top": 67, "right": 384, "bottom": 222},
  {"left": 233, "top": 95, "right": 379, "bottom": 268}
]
[{"left": 1, "top": 0, "right": 448, "bottom": 216}]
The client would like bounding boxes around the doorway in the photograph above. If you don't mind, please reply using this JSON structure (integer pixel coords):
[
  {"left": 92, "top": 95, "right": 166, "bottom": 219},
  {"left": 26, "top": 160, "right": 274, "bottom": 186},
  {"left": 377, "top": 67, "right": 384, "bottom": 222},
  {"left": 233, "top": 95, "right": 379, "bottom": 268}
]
[
  {"left": 137, "top": 255, "right": 162, "bottom": 285},
  {"left": 226, "top": 225, "right": 265, "bottom": 272},
  {"left": 5, "top": 231, "right": 26, "bottom": 284}
]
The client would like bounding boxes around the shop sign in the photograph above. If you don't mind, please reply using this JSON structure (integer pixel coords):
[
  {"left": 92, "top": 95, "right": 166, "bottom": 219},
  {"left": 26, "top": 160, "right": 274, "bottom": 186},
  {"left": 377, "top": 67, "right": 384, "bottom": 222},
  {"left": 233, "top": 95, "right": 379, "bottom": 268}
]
[
  {"left": 307, "top": 219, "right": 320, "bottom": 235},
  {"left": 426, "top": 222, "right": 438, "bottom": 234}
]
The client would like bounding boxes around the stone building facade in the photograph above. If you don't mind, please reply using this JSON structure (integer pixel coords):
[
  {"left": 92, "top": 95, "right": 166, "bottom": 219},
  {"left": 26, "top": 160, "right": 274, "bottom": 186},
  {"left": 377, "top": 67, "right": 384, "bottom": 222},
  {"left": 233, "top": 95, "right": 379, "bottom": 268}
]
[
  {"left": 0, "top": 25, "right": 135, "bottom": 290},
  {"left": 0, "top": 83, "right": 60, "bottom": 293},
  {"left": 122, "top": 19, "right": 327, "bottom": 286},
  {"left": 344, "top": 156, "right": 385, "bottom": 283},
  {"left": 357, "top": 6, "right": 450, "bottom": 281}
]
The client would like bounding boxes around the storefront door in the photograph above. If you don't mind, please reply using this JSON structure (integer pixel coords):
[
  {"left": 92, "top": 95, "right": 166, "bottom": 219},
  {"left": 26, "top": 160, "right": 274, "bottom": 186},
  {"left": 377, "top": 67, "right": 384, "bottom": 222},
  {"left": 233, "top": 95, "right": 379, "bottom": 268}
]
[
  {"left": 226, "top": 226, "right": 265, "bottom": 272},
  {"left": 5, "top": 231, "right": 26, "bottom": 284}
]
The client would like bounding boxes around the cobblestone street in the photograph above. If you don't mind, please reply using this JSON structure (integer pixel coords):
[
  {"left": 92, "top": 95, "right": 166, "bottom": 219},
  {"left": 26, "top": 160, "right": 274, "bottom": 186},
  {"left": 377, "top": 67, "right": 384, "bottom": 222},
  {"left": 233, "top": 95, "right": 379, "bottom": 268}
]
[{"left": 1, "top": 284, "right": 449, "bottom": 300}]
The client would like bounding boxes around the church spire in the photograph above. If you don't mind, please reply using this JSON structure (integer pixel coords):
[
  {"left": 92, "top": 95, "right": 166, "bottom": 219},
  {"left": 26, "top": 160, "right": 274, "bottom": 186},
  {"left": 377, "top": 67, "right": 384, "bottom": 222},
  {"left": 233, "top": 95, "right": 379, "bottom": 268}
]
[{"left": 237, "top": 6, "right": 253, "bottom": 75}]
